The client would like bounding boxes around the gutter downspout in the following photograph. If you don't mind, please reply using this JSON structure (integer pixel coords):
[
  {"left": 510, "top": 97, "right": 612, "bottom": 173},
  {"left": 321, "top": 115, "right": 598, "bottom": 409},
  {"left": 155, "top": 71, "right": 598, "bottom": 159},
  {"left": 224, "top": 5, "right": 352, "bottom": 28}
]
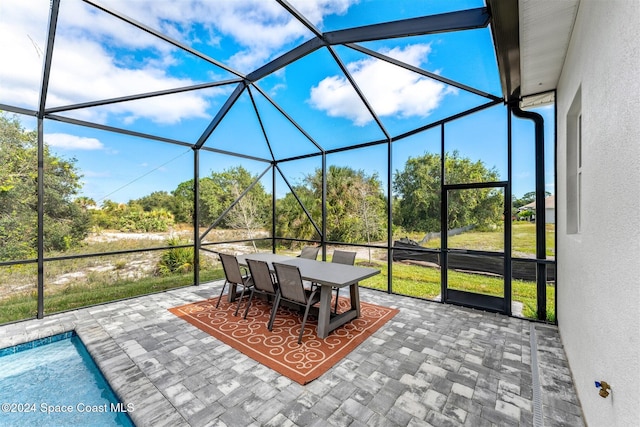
[{"left": 511, "top": 102, "right": 547, "bottom": 321}]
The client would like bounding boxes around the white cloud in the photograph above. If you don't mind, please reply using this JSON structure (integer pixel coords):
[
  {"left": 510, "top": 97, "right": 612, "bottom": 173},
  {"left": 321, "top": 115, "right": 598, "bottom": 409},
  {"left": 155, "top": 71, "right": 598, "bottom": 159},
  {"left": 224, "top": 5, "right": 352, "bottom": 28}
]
[
  {"left": 45, "top": 133, "right": 104, "bottom": 150},
  {"left": 45, "top": 36, "right": 216, "bottom": 124},
  {"left": 175, "top": 0, "right": 343, "bottom": 71},
  {"left": 289, "top": 0, "right": 355, "bottom": 25},
  {"left": 0, "top": 0, "right": 360, "bottom": 123},
  {"left": 0, "top": 1, "right": 223, "bottom": 124},
  {"left": 0, "top": 1, "right": 49, "bottom": 109},
  {"left": 101, "top": 0, "right": 360, "bottom": 71},
  {"left": 309, "top": 44, "right": 457, "bottom": 126},
  {"left": 269, "top": 83, "right": 287, "bottom": 96}
]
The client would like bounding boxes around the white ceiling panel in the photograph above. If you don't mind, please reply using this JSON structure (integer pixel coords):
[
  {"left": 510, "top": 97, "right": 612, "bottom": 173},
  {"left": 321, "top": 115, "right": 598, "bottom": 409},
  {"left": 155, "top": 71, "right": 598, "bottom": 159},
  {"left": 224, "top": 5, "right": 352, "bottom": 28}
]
[{"left": 519, "top": 0, "right": 579, "bottom": 96}]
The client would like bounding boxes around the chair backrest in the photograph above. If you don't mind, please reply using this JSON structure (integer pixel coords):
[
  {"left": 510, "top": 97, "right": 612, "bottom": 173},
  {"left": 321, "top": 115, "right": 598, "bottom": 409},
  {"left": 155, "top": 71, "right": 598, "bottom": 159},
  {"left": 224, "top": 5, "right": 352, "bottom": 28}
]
[
  {"left": 331, "top": 250, "right": 356, "bottom": 266},
  {"left": 298, "top": 246, "right": 320, "bottom": 260},
  {"left": 247, "top": 259, "right": 277, "bottom": 294},
  {"left": 219, "top": 253, "right": 244, "bottom": 285},
  {"left": 273, "top": 263, "right": 307, "bottom": 304}
]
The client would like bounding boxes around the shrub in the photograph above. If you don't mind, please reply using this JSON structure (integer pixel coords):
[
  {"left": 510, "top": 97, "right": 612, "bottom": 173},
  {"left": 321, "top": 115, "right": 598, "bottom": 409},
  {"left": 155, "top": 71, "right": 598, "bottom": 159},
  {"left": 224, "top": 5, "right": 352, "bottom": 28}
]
[
  {"left": 90, "top": 205, "right": 174, "bottom": 232},
  {"left": 156, "top": 237, "right": 195, "bottom": 276},
  {"left": 118, "top": 208, "right": 174, "bottom": 232}
]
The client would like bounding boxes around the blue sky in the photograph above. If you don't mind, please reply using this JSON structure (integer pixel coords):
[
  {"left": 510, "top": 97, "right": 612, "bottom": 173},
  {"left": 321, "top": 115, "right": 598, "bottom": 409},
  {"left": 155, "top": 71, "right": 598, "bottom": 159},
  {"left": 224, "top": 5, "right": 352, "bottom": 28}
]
[{"left": 0, "top": 0, "right": 554, "bottom": 204}]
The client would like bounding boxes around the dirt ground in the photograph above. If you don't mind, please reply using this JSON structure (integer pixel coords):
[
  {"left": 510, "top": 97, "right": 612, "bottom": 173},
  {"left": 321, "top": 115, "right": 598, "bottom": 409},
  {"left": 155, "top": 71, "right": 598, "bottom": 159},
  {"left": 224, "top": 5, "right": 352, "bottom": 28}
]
[{"left": 1, "top": 230, "right": 387, "bottom": 299}]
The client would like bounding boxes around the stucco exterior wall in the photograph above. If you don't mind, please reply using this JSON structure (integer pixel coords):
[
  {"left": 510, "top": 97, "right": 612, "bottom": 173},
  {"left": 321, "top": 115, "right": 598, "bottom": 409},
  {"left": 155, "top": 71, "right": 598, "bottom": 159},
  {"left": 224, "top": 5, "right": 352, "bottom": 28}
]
[{"left": 555, "top": 1, "right": 640, "bottom": 425}]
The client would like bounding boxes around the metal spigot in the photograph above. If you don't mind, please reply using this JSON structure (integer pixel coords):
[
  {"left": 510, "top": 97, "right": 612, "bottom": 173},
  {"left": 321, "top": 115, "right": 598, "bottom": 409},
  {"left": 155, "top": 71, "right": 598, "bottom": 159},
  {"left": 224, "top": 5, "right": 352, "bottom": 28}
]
[{"left": 595, "top": 381, "right": 611, "bottom": 398}]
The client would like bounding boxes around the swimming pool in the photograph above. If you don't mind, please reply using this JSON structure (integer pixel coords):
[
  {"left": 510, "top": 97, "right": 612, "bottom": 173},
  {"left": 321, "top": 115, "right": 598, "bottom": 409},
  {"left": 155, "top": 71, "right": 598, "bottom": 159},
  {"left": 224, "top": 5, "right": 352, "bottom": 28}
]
[{"left": 0, "top": 331, "right": 134, "bottom": 426}]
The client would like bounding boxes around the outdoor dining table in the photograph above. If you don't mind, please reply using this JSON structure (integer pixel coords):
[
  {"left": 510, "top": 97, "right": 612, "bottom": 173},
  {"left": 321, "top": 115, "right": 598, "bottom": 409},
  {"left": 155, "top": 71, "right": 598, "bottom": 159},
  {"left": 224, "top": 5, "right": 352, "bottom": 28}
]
[{"left": 235, "top": 253, "right": 380, "bottom": 339}]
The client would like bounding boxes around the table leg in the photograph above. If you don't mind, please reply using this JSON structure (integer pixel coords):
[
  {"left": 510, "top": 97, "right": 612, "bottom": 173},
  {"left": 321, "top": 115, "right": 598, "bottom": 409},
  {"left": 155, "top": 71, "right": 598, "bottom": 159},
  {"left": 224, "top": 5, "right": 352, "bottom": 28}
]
[
  {"left": 317, "top": 284, "right": 332, "bottom": 339},
  {"left": 349, "top": 283, "right": 361, "bottom": 316}
]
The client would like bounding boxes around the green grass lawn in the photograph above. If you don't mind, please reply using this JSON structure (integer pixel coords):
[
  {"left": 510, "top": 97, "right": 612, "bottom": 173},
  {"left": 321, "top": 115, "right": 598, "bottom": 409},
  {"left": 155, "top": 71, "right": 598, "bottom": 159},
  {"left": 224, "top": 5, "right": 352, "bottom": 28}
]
[
  {"left": 1, "top": 223, "right": 556, "bottom": 324},
  {"left": 0, "top": 268, "right": 225, "bottom": 324},
  {"left": 358, "top": 260, "right": 555, "bottom": 322},
  {"left": 1, "top": 257, "right": 554, "bottom": 324},
  {"left": 401, "top": 221, "right": 555, "bottom": 257}
]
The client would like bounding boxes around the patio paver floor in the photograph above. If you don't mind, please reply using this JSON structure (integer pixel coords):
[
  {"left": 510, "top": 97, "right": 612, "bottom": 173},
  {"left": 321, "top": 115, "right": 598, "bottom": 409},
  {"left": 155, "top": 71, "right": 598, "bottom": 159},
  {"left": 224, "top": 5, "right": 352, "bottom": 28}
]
[{"left": 0, "top": 281, "right": 584, "bottom": 426}]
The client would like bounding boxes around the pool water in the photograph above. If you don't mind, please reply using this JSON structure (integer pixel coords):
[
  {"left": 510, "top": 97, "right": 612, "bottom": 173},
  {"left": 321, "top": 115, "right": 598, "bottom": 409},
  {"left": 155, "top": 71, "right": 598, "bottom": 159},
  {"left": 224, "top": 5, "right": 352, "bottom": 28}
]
[{"left": 0, "top": 332, "right": 134, "bottom": 426}]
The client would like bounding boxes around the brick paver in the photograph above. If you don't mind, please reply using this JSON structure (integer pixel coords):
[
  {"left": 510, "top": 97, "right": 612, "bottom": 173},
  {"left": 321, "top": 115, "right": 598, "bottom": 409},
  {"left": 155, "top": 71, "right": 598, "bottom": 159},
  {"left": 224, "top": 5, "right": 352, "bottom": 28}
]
[{"left": 0, "top": 281, "right": 584, "bottom": 426}]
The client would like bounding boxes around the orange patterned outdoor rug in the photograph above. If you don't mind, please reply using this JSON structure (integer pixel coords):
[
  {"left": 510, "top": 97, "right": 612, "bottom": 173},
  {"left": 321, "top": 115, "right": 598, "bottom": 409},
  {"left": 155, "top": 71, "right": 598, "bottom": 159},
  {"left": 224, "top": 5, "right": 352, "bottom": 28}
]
[{"left": 169, "top": 296, "right": 398, "bottom": 384}]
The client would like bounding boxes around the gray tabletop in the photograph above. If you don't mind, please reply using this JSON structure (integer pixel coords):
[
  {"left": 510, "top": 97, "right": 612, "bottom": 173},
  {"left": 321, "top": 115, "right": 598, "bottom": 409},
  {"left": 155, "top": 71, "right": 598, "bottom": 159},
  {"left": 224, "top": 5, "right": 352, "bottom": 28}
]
[
  {"left": 236, "top": 253, "right": 380, "bottom": 288},
  {"left": 279, "top": 257, "right": 379, "bottom": 288},
  {"left": 236, "top": 253, "right": 292, "bottom": 266}
]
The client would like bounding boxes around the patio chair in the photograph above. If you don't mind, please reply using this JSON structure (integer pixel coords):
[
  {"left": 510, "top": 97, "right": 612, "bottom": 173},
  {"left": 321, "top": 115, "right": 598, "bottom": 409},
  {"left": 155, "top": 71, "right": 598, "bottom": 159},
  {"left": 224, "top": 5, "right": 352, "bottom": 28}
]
[
  {"left": 329, "top": 250, "right": 356, "bottom": 313},
  {"left": 270, "top": 262, "right": 321, "bottom": 344},
  {"left": 243, "top": 259, "right": 279, "bottom": 320},
  {"left": 216, "top": 253, "right": 254, "bottom": 316},
  {"left": 298, "top": 246, "right": 320, "bottom": 260}
]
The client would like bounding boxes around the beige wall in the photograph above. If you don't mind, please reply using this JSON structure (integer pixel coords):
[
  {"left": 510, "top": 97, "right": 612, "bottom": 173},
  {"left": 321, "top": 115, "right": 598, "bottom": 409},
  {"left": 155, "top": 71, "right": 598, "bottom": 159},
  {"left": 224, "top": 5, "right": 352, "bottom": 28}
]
[{"left": 555, "top": 1, "right": 640, "bottom": 425}]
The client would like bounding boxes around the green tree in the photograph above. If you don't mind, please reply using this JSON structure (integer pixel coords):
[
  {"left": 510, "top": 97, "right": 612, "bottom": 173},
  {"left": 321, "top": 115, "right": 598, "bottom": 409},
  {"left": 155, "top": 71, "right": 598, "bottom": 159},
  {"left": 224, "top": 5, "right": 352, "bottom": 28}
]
[
  {"left": 131, "top": 191, "right": 176, "bottom": 213},
  {"left": 275, "top": 186, "right": 319, "bottom": 244},
  {"left": 393, "top": 151, "right": 502, "bottom": 232},
  {"left": 0, "top": 114, "right": 38, "bottom": 259},
  {"left": 208, "top": 166, "right": 270, "bottom": 228},
  {"left": 74, "top": 196, "right": 96, "bottom": 210},
  {"left": 276, "top": 166, "right": 386, "bottom": 245},
  {"left": 171, "top": 166, "right": 270, "bottom": 229},
  {"left": 172, "top": 179, "right": 196, "bottom": 224},
  {"left": 0, "top": 113, "right": 90, "bottom": 259},
  {"left": 171, "top": 177, "right": 224, "bottom": 227},
  {"left": 393, "top": 152, "right": 442, "bottom": 233}
]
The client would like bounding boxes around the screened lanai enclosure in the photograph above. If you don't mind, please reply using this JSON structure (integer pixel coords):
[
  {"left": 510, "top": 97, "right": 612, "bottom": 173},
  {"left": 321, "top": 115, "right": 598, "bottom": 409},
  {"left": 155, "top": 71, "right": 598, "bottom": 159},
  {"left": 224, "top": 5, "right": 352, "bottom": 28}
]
[{"left": 0, "top": 0, "right": 555, "bottom": 324}]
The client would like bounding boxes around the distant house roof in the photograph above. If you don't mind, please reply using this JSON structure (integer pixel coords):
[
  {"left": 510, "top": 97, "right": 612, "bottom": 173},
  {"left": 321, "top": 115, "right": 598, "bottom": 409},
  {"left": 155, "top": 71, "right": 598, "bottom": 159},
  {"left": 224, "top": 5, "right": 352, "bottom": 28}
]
[{"left": 520, "top": 195, "right": 555, "bottom": 210}]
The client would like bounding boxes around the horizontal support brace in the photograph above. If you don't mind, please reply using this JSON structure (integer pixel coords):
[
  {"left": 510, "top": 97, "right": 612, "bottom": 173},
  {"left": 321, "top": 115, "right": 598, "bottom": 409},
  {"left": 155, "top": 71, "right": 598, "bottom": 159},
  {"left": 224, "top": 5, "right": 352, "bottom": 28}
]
[
  {"left": 0, "top": 104, "right": 38, "bottom": 117},
  {"left": 45, "top": 113, "right": 194, "bottom": 148},
  {"left": 198, "top": 144, "right": 273, "bottom": 164},
  {"left": 443, "top": 181, "right": 508, "bottom": 190},
  {"left": 324, "top": 8, "right": 489, "bottom": 45},
  {"left": 247, "top": 37, "right": 325, "bottom": 82},
  {"left": 45, "top": 79, "right": 243, "bottom": 114}
]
